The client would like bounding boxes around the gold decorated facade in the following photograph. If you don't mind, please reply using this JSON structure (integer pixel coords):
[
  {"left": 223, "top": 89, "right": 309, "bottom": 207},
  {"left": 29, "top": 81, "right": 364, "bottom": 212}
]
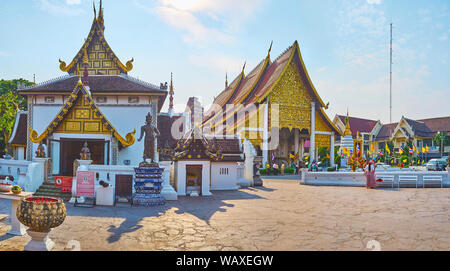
[{"left": 203, "top": 41, "right": 341, "bottom": 154}]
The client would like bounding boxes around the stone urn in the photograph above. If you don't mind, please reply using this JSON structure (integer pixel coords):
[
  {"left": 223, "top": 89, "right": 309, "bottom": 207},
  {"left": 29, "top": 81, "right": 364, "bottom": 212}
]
[{"left": 16, "top": 197, "right": 67, "bottom": 251}]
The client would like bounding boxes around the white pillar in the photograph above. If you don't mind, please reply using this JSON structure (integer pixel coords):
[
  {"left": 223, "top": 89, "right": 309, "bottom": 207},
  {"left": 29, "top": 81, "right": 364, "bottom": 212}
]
[
  {"left": 8, "top": 198, "right": 27, "bottom": 236},
  {"left": 262, "top": 102, "right": 269, "bottom": 166},
  {"left": 294, "top": 129, "right": 299, "bottom": 155},
  {"left": 310, "top": 102, "right": 316, "bottom": 162},
  {"left": 160, "top": 161, "right": 177, "bottom": 200},
  {"left": 330, "top": 132, "right": 335, "bottom": 167}
]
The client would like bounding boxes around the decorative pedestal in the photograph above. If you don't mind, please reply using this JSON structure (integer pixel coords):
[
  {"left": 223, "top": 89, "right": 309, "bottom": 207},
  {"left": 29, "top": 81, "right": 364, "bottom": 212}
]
[
  {"left": 133, "top": 166, "right": 165, "bottom": 206},
  {"left": 0, "top": 192, "right": 33, "bottom": 236},
  {"left": 70, "top": 160, "right": 92, "bottom": 204},
  {"left": 24, "top": 230, "right": 55, "bottom": 251},
  {"left": 75, "top": 159, "right": 92, "bottom": 172},
  {"left": 160, "top": 162, "right": 177, "bottom": 201}
]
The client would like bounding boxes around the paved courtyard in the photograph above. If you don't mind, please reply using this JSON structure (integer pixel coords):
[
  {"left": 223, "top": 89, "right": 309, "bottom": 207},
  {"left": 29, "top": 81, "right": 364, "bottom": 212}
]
[{"left": 0, "top": 179, "right": 449, "bottom": 251}]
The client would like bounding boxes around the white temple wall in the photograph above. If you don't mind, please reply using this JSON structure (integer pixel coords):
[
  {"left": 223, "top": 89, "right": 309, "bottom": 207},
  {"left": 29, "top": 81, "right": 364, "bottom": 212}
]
[
  {"left": 31, "top": 104, "right": 61, "bottom": 156},
  {"left": 99, "top": 106, "right": 153, "bottom": 166},
  {"left": 210, "top": 162, "right": 239, "bottom": 190}
]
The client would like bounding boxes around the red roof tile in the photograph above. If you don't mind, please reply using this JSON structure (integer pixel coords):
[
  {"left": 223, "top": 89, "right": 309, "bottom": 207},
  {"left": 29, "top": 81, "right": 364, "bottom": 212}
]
[{"left": 337, "top": 115, "right": 378, "bottom": 137}]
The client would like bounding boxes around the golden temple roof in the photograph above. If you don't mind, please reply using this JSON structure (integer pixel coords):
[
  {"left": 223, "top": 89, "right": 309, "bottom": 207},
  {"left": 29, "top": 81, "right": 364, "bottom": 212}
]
[
  {"left": 203, "top": 41, "right": 342, "bottom": 136},
  {"left": 28, "top": 79, "right": 136, "bottom": 147},
  {"left": 58, "top": 1, "right": 133, "bottom": 75}
]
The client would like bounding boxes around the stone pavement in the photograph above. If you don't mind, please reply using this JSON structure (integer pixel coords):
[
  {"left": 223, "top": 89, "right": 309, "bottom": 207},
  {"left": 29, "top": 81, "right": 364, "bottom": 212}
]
[{"left": 0, "top": 179, "right": 448, "bottom": 251}]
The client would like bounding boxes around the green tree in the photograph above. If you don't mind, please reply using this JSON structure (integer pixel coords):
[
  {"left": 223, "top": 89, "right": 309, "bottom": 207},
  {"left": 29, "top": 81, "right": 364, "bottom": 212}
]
[
  {"left": 318, "top": 146, "right": 330, "bottom": 165},
  {"left": 0, "top": 79, "right": 33, "bottom": 156},
  {"left": 433, "top": 132, "right": 450, "bottom": 156}
]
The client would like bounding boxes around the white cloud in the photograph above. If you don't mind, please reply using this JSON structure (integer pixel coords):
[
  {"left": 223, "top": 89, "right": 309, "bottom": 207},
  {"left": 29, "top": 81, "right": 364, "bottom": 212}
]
[
  {"left": 36, "top": 0, "right": 85, "bottom": 16},
  {"left": 136, "top": 0, "right": 266, "bottom": 45},
  {"left": 0, "top": 51, "right": 9, "bottom": 57}
]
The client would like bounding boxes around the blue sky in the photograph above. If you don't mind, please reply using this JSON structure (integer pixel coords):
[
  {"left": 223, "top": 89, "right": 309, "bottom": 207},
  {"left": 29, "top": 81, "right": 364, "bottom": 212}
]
[{"left": 0, "top": 0, "right": 449, "bottom": 123}]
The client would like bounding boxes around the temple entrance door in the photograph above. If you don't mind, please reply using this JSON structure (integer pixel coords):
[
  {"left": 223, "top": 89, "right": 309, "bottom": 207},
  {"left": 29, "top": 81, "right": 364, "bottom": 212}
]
[
  {"left": 59, "top": 138, "right": 107, "bottom": 176},
  {"left": 186, "top": 165, "right": 202, "bottom": 196}
]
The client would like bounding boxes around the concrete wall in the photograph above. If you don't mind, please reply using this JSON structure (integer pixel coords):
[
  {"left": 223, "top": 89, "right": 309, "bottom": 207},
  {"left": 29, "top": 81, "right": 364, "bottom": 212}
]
[
  {"left": 0, "top": 159, "right": 31, "bottom": 181},
  {"left": 301, "top": 170, "right": 450, "bottom": 188},
  {"left": 210, "top": 162, "right": 239, "bottom": 190},
  {"left": 99, "top": 106, "right": 153, "bottom": 166}
]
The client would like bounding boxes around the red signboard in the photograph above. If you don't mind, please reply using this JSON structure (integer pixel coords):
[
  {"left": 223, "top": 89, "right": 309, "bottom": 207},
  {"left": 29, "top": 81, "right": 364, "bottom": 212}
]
[
  {"left": 55, "top": 176, "right": 73, "bottom": 192},
  {"left": 76, "top": 171, "right": 95, "bottom": 197}
]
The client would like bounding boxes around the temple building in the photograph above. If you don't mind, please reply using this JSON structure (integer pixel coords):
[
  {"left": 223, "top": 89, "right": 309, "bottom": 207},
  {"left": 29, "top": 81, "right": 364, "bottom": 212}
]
[
  {"left": 372, "top": 116, "right": 450, "bottom": 158},
  {"left": 17, "top": 2, "right": 168, "bottom": 176},
  {"left": 333, "top": 114, "right": 380, "bottom": 155},
  {"left": 202, "top": 41, "right": 342, "bottom": 166},
  {"left": 333, "top": 114, "right": 450, "bottom": 159}
]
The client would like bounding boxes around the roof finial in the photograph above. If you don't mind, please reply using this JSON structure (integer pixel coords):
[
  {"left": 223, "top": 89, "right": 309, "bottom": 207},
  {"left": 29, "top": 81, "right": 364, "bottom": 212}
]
[
  {"left": 93, "top": 1, "right": 96, "bottom": 18},
  {"left": 242, "top": 61, "right": 246, "bottom": 74},
  {"left": 267, "top": 40, "right": 273, "bottom": 57},
  {"left": 98, "top": 0, "right": 104, "bottom": 29},
  {"left": 225, "top": 72, "right": 228, "bottom": 88},
  {"left": 82, "top": 42, "right": 89, "bottom": 85}
]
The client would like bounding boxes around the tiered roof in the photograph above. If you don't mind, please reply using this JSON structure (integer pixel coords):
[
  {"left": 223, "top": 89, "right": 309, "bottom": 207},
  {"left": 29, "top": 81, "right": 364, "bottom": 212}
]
[
  {"left": 203, "top": 41, "right": 340, "bottom": 135},
  {"left": 18, "top": 1, "right": 168, "bottom": 111},
  {"left": 58, "top": 0, "right": 133, "bottom": 75}
]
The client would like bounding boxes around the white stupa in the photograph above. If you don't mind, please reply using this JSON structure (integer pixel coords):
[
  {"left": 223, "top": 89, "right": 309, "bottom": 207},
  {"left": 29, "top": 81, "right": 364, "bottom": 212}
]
[{"left": 339, "top": 116, "right": 354, "bottom": 166}]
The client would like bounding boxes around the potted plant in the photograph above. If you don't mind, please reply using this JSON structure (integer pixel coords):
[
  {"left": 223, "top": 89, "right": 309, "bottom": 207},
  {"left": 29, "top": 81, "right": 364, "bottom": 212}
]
[{"left": 11, "top": 185, "right": 22, "bottom": 195}]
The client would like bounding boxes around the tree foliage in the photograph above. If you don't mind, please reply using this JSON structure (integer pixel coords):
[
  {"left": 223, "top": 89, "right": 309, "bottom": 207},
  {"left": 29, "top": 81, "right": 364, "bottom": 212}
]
[
  {"left": 0, "top": 79, "right": 32, "bottom": 155},
  {"left": 433, "top": 132, "right": 450, "bottom": 148}
]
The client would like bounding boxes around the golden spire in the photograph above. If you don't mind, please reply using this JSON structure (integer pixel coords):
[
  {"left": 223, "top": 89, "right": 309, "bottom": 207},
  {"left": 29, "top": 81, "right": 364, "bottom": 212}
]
[
  {"left": 344, "top": 111, "right": 352, "bottom": 136},
  {"left": 242, "top": 61, "right": 246, "bottom": 74}
]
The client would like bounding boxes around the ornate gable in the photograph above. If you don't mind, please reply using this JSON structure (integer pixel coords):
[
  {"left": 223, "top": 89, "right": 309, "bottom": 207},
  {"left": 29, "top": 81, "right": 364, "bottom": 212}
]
[
  {"left": 58, "top": 2, "right": 133, "bottom": 75},
  {"left": 29, "top": 79, "right": 136, "bottom": 147},
  {"left": 268, "top": 61, "right": 313, "bottom": 132}
]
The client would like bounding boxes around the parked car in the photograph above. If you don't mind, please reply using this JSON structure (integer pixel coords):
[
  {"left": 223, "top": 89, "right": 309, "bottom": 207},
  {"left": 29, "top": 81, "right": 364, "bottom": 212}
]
[{"left": 426, "top": 159, "right": 447, "bottom": 171}]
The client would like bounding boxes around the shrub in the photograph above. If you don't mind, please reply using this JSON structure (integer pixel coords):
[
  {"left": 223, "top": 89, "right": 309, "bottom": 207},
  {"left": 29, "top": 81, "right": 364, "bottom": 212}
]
[
  {"left": 284, "top": 168, "right": 295, "bottom": 174},
  {"left": 259, "top": 169, "right": 267, "bottom": 175},
  {"left": 327, "top": 167, "right": 336, "bottom": 172}
]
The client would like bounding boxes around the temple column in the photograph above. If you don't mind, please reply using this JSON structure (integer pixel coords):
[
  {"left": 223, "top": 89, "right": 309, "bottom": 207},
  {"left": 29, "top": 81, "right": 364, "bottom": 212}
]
[
  {"left": 330, "top": 132, "right": 335, "bottom": 167},
  {"left": 300, "top": 138, "right": 305, "bottom": 159},
  {"left": 111, "top": 138, "right": 118, "bottom": 165},
  {"left": 294, "top": 129, "right": 299, "bottom": 155},
  {"left": 151, "top": 98, "right": 159, "bottom": 163},
  {"left": 310, "top": 102, "right": 316, "bottom": 162},
  {"left": 26, "top": 98, "right": 33, "bottom": 161},
  {"left": 262, "top": 101, "right": 269, "bottom": 166}
]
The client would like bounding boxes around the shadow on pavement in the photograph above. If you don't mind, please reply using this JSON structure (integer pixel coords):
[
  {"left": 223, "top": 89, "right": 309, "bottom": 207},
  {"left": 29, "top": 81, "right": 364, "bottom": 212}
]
[{"left": 65, "top": 189, "right": 267, "bottom": 243}]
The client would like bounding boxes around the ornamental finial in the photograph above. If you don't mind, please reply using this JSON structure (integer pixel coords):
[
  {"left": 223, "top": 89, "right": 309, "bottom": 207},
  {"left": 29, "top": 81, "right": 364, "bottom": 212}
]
[
  {"left": 93, "top": 1, "right": 96, "bottom": 18},
  {"left": 225, "top": 72, "right": 228, "bottom": 88},
  {"left": 268, "top": 40, "right": 273, "bottom": 57},
  {"left": 242, "top": 61, "right": 246, "bottom": 74}
]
